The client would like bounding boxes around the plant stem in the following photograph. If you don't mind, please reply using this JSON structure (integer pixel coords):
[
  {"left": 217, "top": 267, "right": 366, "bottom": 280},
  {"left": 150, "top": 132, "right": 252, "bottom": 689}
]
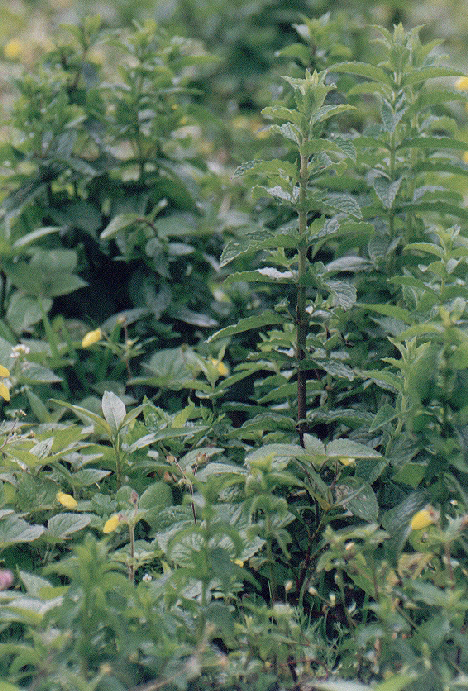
[
  {"left": 128, "top": 521, "right": 135, "bottom": 584},
  {"left": 296, "top": 149, "right": 309, "bottom": 447}
]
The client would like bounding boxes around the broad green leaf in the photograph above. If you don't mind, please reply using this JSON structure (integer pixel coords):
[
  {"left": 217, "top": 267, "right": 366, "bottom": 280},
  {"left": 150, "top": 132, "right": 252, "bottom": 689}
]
[
  {"left": 261, "top": 106, "right": 302, "bottom": 126},
  {"left": 360, "top": 369, "right": 402, "bottom": 392},
  {"left": 404, "top": 200, "right": 468, "bottom": 221},
  {"left": 372, "top": 176, "right": 402, "bottom": 210},
  {"left": 166, "top": 305, "right": 218, "bottom": 328},
  {"left": 337, "top": 478, "right": 378, "bottom": 521},
  {"left": 100, "top": 213, "right": 140, "bottom": 240},
  {"left": 6, "top": 293, "right": 52, "bottom": 334},
  {"left": 303, "top": 434, "right": 326, "bottom": 455},
  {"left": 101, "top": 391, "right": 126, "bottom": 435},
  {"left": 12, "top": 226, "right": 61, "bottom": 250},
  {"left": 47, "top": 513, "right": 92, "bottom": 539},
  {"left": 71, "top": 469, "right": 110, "bottom": 487},
  {"left": 274, "top": 42, "right": 311, "bottom": 66},
  {"left": 18, "top": 571, "right": 52, "bottom": 597},
  {"left": 269, "top": 122, "right": 301, "bottom": 145},
  {"left": 329, "top": 61, "right": 392, "bottom": 84},
  {"left": 133, "top": 347, "right": 201, "bottom": 390},
  {"left": 374, "top": 675, "right": 417, "bottom": 691},
  {"left": 312, "top": 680, "right": 373, "bottom": 691},
  {"left": 404, "top": 242, "right": 444, "bottom": 258},
  {"left": 220, "top": 224, "right": 297, "bottom": 267},
  {"left": 305, "top": 138, "right": 355, "bottom": 158},
  {"left": 360, "top": 303, "right": 413, "bottom": 323},
  {"left": 382, "top": 491, "right": 428, "bottom": 563},
  {"left": 369, "top": 404, "right": 398, "bottom": 432},
  {"left": 314, "top": 104, "right": 357, "bottom": 125},
  {"left": 245, "top": 444, "right": 306, "bottom": 464},
  {"left": 403, "top": 67, "right": 465, "bottom": 86},
  {"left": 20, "top": 363, "right": 62, "bottom": 384},
  {"left": 393, "top": 463, "right": 426, "bottom": 488},
  {"left": 127, "top": 432, "right": 160, "bottom": 452},
  {"left": 208, "top": 311, "right": 286, "bottom": 343},
  {"left": 398, "top": 136, "right": 468, "bottom": 152},
  {"left": 0, "top": 679, "right": 22, "bottom": 689},
  {"left": 324, "top": 192, "right": 363, "bottom": 218},
  {"left": 325, "top": 280, "right": 357, "bottom": 309},
  {"left": 223, "top": 269, "right": 294, "bottom": 285},
  {"left": 49, "top": 399, "right": 111, "bottom": 436},
  {"left": 4, "top": 447, "right": 50, "bottom": 470},
  {"left": 326, "top": 439, "right": 381, "bottom": 458},
  {"left": 139, "top": 482, "right": 173, "bottom": 525},
  {"left": 326, "top": 256, "right": 370, "bottom": 273},
  {"left": 0, "top": 515, "right": 44, "bottom": 548}
]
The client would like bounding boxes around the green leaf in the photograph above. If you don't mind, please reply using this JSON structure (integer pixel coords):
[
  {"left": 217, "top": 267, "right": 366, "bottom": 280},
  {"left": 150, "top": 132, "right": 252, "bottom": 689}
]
[
  {"left": 261, "top": 106, "right": 302, "bottom": 126},
  {"left": 269, "top": 122, "right": 301, "bottom": 145},
  {"left": 312, "top": 680, "right": 374, "bottom": 691},
  {"left": 324, "top": 192, "right": 363, "bottom": 218},
  {"left": 12, "top": 226, "right": 61, "bottom": 250},
  {"left": 133, "top": 347, "right": 201, "bottom": 390},
  {"left": 245, "top": 444, "right": 306, "bottom": 464},
  {"left": 49, "top": 399, "right": 111, "bottom": 437},
  {"left": 326, "top": 256, "right": 370, "bottom": 273},
  {"left": 220, "top": 224, "right": 297, "bottom": 267},
  {"left": 207, "top": 311, "right": 286, "bottom": 343},
  {"left": 326, "top": 439, "right": 381, "bottom": 458},
  {"left": 359, "top": 303, "right": 413, "bottom": 323},
  {"left": 139, "top": 482, "right": 173, "bottom": 525},
  {"left": 101, "top": 391, "right": 126, "bottom": 435},
  {"left": 382, "top": 492, "right": 428, "bottom": 564},
  {"left": 374, "top": 675, "right": 417, "bottom": 691},
  {"left": 6, "top": 293, "right": 52, "bottom": 335},
  {"left": 372, "top": 176, "right": 402, "bottom": 210},
  {"left": 403, "top": 67, "right": 465, "bottom": 86},
  {"left": 393, "top": 463, "right": 426, "bottom": 488},
  {"left": 314, "top": 104, "right": 357, "bottom": 124},
  {"left": 329, "top": 61, "right": 392, "bottom": 84},
  {"left": 20, "top": 363, "right": 62, "bottom": 384},
  {"left": 223, "top": 269, "right": 295, "bottom": 285},
  {"left": 0, "top": 681, "right": 22, "bottom": 690},
  {"left": 71, "top": 469, "right": 111, "bottom": 487},
  {"left": 337, "top": 478, "right": 378, "bottom": 522},
  {"left": 398, "top": 136, "right": 468, "bottom": 152},
  {"left": 404, "top": 242, "right": 444, "bottom": 258},
  {"left": 100, "top": 213, "right": 140, "bottom": 240},
  {"left": 3, "top": 262, "right": 87, "bottom": 298},
  {"left": 0, "top": 514, "right": 44, "bottom": 548},
  {"left": 369, "top": 404, "right": 398, "bottom": 432},
  {"left": 325, "top": 280, "right": 357, "bottom": 309},
  {"left": 47, "top": 513, "right": 92, "bottom": 539}
]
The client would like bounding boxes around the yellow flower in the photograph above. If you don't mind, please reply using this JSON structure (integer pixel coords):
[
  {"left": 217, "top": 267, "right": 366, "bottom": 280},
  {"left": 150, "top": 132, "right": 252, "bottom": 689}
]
[
  {"left": 410, "top": 506, "right": 439, "bottom": 531},
  {"left": 82, "top": 328, "right": 102, "bottom": 348},
  {"left": 463, "top": 152, "right": 468, "bottom": 165},
  {"left": 103, "top": 514, "right": 120, "bottom": 534},
  {"left": 210, "top": 358, "right": 229, "bottom": 377},
  {"left": 57, "top": 491, "right": 78, "bottom": 509},
  {"left": 456, "top": 76, "right": 468, "bottom": 91},
  {"left": 338, "top": 457, "right": 355, "bottom": 466},
  {"left": 4, "top": 40, "right": 23, "bottom": 60},
  {"left": 0, "top": 366, "right": 10, "bottom": 402},
  {"left": 233, "top": 558, "right": 244, "bottom": 567}
]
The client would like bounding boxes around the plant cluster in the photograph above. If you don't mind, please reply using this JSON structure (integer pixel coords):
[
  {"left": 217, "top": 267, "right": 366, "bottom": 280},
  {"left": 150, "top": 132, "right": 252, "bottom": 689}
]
[{"left": 1, "top": 13, "right": 468, "bottom": 691}]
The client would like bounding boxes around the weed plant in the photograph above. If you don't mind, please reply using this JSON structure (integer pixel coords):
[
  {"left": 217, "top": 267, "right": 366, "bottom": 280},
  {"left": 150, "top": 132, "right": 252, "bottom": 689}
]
[{"left": 0, "top": 14, "right": 468, "bottom": 691}]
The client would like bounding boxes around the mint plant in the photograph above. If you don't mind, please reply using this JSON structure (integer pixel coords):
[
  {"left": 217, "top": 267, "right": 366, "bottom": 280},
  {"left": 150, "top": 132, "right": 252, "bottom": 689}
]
[{"left": 213, "top": 69, "right": 363, "bottom": 446}]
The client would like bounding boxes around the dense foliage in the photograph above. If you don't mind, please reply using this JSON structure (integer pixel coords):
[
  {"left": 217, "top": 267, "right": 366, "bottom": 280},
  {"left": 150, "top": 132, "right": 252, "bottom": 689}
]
[{"left": 1, "top": 6, "right": 468, "bottom": 691}]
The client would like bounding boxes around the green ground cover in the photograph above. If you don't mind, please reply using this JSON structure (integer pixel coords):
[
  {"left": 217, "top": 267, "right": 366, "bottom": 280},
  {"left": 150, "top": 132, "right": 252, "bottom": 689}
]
[{"left": 1, "top": 3, "right": 468, "bottom": 690}]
